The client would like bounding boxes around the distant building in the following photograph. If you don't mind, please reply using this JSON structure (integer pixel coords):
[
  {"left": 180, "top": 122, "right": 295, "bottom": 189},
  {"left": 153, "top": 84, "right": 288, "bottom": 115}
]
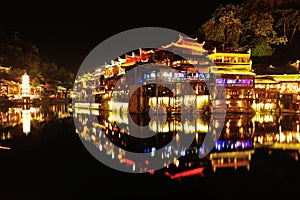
[
  {"left": 0, "top": 65, "right": 11, "bottom": 73},
  {"left": 0, "top": 82, "right": 8, "bottom": 97}
]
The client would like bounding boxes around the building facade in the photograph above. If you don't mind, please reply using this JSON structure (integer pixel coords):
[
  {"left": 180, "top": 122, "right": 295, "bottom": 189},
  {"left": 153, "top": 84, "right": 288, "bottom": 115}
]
[{"left": 74, "top": 34, "right": 300, "bottom": 115}]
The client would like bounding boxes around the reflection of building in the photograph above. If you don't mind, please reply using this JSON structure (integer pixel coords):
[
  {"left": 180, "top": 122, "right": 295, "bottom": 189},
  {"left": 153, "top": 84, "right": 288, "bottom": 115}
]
[
  {"left": 209, "top": 113, "right": 255, "bottom": 172},
  {"left": 209, "top": 135, "right": 254, "bottom": 172},
  {"left": 22, "top": 108, "right": 31, "bottom": 135},
  {"left": 254, "top": 114, "right": 300, "bottom": 160},
  {"left": 75, "top": 109, "right": 210, "bottom": 173},
  {"left": 209, "top": 148, "right": 254, "bottom": 172},
  {"left": 74, "top": 105, "right": 258, "bottom": 173},
  {"left": 1, "top": 105, "right": 72, "bottom": 137}
]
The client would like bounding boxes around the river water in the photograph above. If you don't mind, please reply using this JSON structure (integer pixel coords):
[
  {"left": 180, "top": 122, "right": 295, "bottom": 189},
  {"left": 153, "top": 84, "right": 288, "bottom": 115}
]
[{"left": 1, "top": 104, "right": 300, "bottom": 199}]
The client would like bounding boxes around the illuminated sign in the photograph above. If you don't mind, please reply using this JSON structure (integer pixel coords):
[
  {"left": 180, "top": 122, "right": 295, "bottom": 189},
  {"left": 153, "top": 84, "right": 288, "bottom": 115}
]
[{"left": 216, "top": 78, "right": 253, "bottom": 87}]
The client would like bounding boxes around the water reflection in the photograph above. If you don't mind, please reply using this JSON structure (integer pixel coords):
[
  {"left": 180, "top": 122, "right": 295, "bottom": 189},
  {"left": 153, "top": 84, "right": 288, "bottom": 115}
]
[
  {"left": 74, "top": 107, "right": 300, "bottom": 178},
  {"left": 254, "top": 114, "right": 300, "bottom": 161},
  {"left": 22, "top": 108, "right": 31, "bottom": 135},
  {"left": 0, "top": 104, "right": 72, "bottom": 149}
]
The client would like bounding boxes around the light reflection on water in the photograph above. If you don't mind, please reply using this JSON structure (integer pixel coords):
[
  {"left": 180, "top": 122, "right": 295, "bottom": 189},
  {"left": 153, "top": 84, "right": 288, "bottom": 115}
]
[
  {"left": 0, "top": 104, "right": 72, "bottom": 149},
  {"left": 73, "top": 108, "right": 300, "bottom": 177},
  {"left": 2, "top": 105, "right": 300, "bottom": 180}
]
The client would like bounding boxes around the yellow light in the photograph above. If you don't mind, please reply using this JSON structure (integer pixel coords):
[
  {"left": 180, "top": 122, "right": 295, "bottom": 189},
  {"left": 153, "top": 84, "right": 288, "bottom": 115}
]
[
  {"left": 175, "top": 160, "right": 180, "bottom": 167},
  {"left": 196, "top": 118, "right": 209, "bottom": 133},
  {"left": 183, "top": 120, "right": 196, "bottom": 134},
  {"left": 22, "top": 73, "right": 30, "bottom": 97},
  {"left": 22, "top": 109, "right": 31, "bottom": 135},
  {"left": 196, "top": 95, "right": 208, "bottom": 108},
  {"left": 237, "top": 119, "right": 242, "bottom": 127},
  {"left": 237, "top": 101, "right": 242, "bottom": 107},
  {"left": 279, "top": 132, "right": 285, "bottom": 142}
]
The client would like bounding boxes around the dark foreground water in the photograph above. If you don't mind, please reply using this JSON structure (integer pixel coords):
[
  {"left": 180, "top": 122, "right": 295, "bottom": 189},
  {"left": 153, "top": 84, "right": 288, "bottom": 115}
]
[{"left": 1, "top": 105, "right": 300, "bottom": 199}]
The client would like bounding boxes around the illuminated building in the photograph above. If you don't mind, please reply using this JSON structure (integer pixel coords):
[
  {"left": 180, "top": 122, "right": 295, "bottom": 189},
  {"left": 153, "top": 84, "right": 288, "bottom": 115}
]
[
  {"left": 208, "top": 48, "right": 252, "bottom": 71},
  {"left": 73, "top": 72, "right": 95, "bottom": 104},
  {"left": 89, "top": 35, "right": 255, "bottom": 114},
  {"left": 0, "top": 65, "right": 11, "bottom": 73},
  {"left": 209, "top": 48, "right": 255, "bottom": 113},
  {"left": 254, "top": 74, "right": 300, "bottom": 113},
  {"left": 158, "top": 35, "right": 212, "bottom": 114},
  {"left": 75, "top": 34, "right": 300, "bottom": 115},
  {"left": 0, "top": 79, "right": 20, "bottom": 100},
  {"left": 160, "top": 35, "right": 211, "bottom": 70},
  {"left": 270, "top": 74, "right": 300, "bottom": 113},
  {"left": 0, "top": 81, "right": 8, "bottom": 96},
  {"left": 253, "top": 76, "right": 278, "bottom": 113},
  {"left": 85, "top": 35, "right": 213, "bottom": 115}
]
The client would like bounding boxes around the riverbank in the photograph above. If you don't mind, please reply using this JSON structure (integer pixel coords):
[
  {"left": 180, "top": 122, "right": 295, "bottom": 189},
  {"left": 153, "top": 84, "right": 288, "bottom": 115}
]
[{"left": 6, "top": 98, "right": 71, "bottom": 107}]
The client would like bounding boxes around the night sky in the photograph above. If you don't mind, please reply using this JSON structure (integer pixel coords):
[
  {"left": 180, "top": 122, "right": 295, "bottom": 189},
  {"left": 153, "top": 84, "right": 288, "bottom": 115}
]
[{"left": 0, "top": 1, "right": 246, "bottom": 73}]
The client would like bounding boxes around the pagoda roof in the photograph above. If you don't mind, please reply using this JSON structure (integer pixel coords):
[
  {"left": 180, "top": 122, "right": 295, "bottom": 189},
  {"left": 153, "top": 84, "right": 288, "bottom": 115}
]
[
  {"left": 268, "top": 74, "right": 300, "bottom": 82},
  {"left": 162, "top": 35, "right": 207, "bottom": 55},
  {"left": 255, "top": 74, "right": 300, "bottom": 82},
  {"left": 254, "top": 76, "right": 278, "bottom": 84}
]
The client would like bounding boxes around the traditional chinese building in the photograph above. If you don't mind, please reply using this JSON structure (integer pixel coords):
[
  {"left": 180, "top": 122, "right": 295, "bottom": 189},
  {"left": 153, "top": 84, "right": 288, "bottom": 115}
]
[
  {"left": 271, "top": 74, "right": 300, "bottom": 113},
  {"left": 253, "top": 75, "right": 279, "bottom": 113},
  {"left": 209, "top": 48, "right": 255, "bottom": 113},
  {"left": 253, "top": 74, "right": 300, "bottom": 113},
  {"left": 78, "top": 34, "right": 257, "bottom": 114},
  {"left": 90, "top": 35, "right": 212, "bottom": 115},
  {"left": 0, "top": 80, "right": 8, "bottom": 96}
]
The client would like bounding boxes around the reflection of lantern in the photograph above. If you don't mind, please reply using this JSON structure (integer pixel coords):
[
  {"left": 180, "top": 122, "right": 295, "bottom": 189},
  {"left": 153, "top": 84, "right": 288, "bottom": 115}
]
[
  {"left": 22, "top": 73, "right": 31, "bottom": 104},
  {"left": 22, "top": 109, "right": 31, "bottom": 135}
]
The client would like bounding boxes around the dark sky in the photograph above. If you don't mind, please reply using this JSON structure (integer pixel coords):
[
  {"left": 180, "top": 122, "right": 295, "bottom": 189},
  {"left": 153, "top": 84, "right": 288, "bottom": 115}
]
[{"left": 0, "top": 1, "right": 245, "bottom": 72}]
